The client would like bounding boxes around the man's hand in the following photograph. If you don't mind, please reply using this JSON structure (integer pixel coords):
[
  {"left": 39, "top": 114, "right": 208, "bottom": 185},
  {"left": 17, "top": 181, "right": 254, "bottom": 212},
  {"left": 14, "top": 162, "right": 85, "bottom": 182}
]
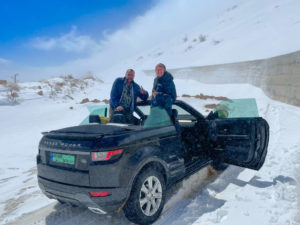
[
  {"left": 116, "top": 106, "right": 124, "bottom": 111},
  {"left": 140, "top": 86, "right": 148, "bottom": 95},
  {"left": 152, "top": 89, "right": 157, "bottom": 98}
]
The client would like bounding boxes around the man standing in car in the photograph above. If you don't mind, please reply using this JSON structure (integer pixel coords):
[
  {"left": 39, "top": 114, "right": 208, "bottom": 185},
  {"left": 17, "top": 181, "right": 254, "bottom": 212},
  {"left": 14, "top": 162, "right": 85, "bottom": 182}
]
[
  {"left": 110, "top": 69, "right": 148, "bottom": 124},
  {"left": 151, "top": 63, "right": 177, "bottom": 117}
]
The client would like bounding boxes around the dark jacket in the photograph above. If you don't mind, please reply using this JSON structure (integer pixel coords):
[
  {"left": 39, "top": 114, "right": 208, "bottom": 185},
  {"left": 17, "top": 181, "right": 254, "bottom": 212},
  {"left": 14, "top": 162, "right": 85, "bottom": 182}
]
[
  {"left": 110, "top": 77, "right": 149, "bottom": 111},
  {"left": 151, "top": 71, "right": 177, "bottom": 116}
]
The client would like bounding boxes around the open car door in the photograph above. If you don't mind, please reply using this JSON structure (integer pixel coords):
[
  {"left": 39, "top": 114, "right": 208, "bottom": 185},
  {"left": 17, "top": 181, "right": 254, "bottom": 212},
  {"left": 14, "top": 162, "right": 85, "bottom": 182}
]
[
  {"left": 207, "top": 99, "right": 269, "bottom": 170},
  {"left": 208, "top": 117, "right": 269, "bottom": 170}
]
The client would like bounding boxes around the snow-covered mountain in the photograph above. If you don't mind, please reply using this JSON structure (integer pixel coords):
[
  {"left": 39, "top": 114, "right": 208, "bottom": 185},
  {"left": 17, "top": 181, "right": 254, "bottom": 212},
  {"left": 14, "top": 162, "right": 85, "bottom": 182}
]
[
  {"left": 11, "top": 0, "right": 299, "bottom": 80},
  {"left": 3, "top": 0, "right": 300, "bottom": 80},
  {"left": 130, "top": 0, "right": 300, "bottom": 70}
]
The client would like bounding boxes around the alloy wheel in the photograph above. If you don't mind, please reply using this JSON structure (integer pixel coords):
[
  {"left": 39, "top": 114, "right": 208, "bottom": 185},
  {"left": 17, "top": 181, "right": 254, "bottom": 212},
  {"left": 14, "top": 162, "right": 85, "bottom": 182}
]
[{"left": 139, "top": 176, "right": 162, "bottom": 216}]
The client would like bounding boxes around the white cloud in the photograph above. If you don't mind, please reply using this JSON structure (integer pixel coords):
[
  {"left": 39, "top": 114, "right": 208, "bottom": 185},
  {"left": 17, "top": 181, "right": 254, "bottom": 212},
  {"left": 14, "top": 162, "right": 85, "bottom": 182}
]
[
  {"left": 30, "top": 26, "right": 100, "bottom": 53},
  {"left": 14, "top": 0, "right": 300, "bottom": 81},
  {"left": 0, "top": 58, "right": 10, "bottom": 64},
  {"left": 40, "top": 0, "right": 231, "bottom": 73},
  {"left": 17, "top": 0, "right": 243, "bottom": 80}
]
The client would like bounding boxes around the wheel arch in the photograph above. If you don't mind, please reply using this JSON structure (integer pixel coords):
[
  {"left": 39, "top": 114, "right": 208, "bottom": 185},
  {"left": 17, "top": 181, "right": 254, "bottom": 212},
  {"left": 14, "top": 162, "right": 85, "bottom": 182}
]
[
  {"left": 125, "top": 157, "right": 169, "bottom": 202},
  {"left": 137, "top": 161, "right": 168, "bottom": 184}
]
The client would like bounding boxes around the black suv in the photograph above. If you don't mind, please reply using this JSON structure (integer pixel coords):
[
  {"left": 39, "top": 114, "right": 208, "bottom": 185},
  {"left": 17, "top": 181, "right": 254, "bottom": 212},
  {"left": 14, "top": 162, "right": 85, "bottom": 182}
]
[{"left": 37, "top": 100, "right": 269, "bottom": 224}]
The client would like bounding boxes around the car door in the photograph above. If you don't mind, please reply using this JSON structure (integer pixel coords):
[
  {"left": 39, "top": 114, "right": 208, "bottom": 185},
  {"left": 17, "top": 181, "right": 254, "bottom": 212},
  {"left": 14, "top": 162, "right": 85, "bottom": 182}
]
[{"left": 208, "top": 117, "right": 269, "bottom": 170}]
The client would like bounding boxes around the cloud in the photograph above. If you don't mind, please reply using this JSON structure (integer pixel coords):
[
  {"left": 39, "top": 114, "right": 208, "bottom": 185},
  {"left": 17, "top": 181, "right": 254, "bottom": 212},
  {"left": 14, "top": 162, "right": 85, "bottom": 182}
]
[
  {"left": 17, "top": 0, "right": 232, "bottom": 80},
  {"left": 5, "top": 0, "right": 300, "bottom": 82},
  {"left": 40, "top": 0, "right": 229, "bottom": 74},
  {"left": 0, "top": 58, "right": 10, "bottom": 64},
  {"left": 16, "top": 0, "right": 276, "bottom": 81},
  {"left": 30, "top": 26, "right": 100, "bottom": 53}
]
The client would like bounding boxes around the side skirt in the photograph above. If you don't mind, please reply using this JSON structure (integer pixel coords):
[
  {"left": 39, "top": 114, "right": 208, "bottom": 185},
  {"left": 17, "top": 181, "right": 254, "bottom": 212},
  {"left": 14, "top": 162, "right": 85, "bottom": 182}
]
[{"left": 168, "top": 158, "right": 212, "bottom": 186}]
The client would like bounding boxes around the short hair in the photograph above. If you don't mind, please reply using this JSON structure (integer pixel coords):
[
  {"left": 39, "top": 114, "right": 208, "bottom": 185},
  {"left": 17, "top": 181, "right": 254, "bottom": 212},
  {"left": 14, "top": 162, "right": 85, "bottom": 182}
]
[
  {"left": 155, "top": 63, "right": 166, "bottom": 70},
  {"left": 125, "top": 69, "right": 135, "bottom": 75}
]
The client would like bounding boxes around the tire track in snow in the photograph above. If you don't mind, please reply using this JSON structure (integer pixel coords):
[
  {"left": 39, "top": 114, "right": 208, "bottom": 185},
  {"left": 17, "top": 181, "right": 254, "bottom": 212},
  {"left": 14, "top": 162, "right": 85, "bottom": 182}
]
[{"left": 7, "top": 167, "right": 221, "bottom": 225}]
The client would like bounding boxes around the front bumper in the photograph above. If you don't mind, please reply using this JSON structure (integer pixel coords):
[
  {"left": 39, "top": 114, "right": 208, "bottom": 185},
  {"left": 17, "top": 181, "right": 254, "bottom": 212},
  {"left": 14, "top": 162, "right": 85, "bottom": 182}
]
[{"left": 38, "top": 176, "right": 128, "bottom": 213}]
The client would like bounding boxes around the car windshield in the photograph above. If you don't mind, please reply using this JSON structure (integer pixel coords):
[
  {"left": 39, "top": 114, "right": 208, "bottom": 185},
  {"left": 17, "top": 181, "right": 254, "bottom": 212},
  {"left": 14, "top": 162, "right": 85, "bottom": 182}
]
[
  {"left": 213, "top": 98, "right": 259, "bottom": 118},
  {"left": 143, "top": 107, "right": 173, "bottom": 129}
]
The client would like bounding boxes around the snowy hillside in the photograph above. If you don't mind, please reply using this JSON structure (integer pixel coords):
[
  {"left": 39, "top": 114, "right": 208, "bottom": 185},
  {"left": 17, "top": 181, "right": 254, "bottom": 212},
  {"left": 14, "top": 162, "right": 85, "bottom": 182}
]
[
  {"left": 18, "top": 0, "right": 300, "bottom": 80},
  {"left": 4, "top": 0, "right": 300, "bottom": 80},
  {"left": 130, "top": 0, "right": 300, "bottom": 70},
  {"left": 0, "top": 75, "right": 110, "bottom": 105}
]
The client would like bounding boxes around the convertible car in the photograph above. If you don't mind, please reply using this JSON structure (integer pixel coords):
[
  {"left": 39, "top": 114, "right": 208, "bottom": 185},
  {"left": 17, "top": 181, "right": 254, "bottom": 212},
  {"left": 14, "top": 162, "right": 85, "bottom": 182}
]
[{"left": 37, "top": 99, "right": 269, "bottom": 225}]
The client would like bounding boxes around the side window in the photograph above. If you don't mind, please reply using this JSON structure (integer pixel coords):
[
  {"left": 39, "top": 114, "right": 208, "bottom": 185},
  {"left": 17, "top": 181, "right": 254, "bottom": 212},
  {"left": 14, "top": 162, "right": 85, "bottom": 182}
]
[
  {"left": 172, "top": 105, "right": 190, "bottom": 115},
  {"left": 172, "top": 105, "right": 196, "bottom": 122},
  {"left": 143, "top": 107, "right": 173, "bottom": 129}
]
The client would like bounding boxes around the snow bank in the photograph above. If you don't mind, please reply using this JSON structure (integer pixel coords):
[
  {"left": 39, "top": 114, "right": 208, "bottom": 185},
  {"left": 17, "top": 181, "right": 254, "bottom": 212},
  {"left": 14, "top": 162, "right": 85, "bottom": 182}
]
[{"left": 1, "top": 78, "right": 299, "bottom": 225}]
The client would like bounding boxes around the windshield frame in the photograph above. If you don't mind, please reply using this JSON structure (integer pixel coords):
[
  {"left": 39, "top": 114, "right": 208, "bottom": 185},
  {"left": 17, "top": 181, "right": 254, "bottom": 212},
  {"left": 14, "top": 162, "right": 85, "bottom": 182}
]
[{"left": 135, "top": 100, "right": 205, "bottom": 121}]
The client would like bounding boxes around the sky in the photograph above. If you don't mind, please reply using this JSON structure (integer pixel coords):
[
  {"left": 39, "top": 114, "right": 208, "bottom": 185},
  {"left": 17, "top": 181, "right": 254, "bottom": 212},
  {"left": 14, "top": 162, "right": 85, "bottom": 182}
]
[
  {"left": 0, "top": 0, "right": 158, "bottom": 80},
  {"left": 2, "top": 0, "right": 300, "bottom": 82},
  {"left": 1, "top": 0, "right": 231, "bottom": 81}
]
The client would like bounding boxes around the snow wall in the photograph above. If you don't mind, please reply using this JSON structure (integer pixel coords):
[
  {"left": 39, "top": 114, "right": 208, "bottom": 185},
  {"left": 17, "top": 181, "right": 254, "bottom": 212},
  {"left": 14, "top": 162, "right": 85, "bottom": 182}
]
[{"left": 144, "top": 50, "right": 300, "bottom": 106}]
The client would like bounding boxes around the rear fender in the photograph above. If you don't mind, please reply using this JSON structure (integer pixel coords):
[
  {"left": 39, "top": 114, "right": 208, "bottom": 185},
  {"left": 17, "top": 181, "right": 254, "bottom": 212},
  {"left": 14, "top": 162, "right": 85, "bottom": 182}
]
[{"left": 124, "top": 146, "right": 170, "bottom": 201}]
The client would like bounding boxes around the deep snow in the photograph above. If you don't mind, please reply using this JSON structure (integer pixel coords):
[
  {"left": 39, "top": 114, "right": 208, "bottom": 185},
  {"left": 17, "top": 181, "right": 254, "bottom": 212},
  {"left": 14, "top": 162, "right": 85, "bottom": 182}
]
[{"left": 0, "top": 77, "right": 299, "bottom": 225}]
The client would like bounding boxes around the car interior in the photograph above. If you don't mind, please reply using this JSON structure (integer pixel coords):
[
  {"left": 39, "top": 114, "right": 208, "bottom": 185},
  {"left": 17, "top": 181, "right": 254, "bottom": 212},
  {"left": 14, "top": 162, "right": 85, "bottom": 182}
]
[
  {"left": 88, "top": 102, "right": 211, "bottom": 161},
  {"left": 135, "top": 103, "right": 210, "bottom": 160}
]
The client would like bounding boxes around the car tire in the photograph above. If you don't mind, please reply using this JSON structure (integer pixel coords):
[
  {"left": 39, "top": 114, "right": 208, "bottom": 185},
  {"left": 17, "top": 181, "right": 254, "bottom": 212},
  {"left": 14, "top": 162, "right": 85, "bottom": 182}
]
[
  {"left": 124, "top": 167, "right": 166, "bottom": 225},
  {"left": 211, "top": 160, "right": 229, "bottom": 171}
]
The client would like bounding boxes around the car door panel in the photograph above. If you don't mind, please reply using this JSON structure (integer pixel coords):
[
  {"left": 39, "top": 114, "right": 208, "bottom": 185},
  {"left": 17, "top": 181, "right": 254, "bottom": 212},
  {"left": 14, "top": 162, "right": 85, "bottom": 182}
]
[{"left": 209, "top": 117, "right": 269, "bottom": 170}]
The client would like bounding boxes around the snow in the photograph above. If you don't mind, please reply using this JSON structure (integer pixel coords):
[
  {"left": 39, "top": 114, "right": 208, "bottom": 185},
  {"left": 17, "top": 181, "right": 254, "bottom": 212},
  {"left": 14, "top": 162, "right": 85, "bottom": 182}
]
[
  {"left": 1, "top": 0, "right": 300, "bottom": 224},
  {"left": 123, "top": 0, "right": 300, "bottom": 70},
  {"left": 0, "top": 78, "right": 299, "bottom": 225},
  {"left": 153, "top": 82, "right": 300, "bottom": 225},
  {"left": 4, "top": 0, "right": 300, "bottom": 80}
]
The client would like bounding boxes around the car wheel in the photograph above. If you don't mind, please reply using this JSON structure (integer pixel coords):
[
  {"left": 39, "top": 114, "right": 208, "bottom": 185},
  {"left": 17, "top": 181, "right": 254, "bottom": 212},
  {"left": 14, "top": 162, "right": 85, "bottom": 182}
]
[{"left": 124, "top": 168, "right": 166, "bottom": 225}]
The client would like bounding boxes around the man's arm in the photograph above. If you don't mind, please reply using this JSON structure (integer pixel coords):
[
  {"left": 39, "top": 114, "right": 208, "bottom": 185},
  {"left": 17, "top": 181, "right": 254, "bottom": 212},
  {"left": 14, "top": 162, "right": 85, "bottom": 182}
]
[
  {"left": 110, "top": 79, "right": 120, "bottom": 109},
  {"left": 155, "top": 80, "right": 176, "bottom": 104}
]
